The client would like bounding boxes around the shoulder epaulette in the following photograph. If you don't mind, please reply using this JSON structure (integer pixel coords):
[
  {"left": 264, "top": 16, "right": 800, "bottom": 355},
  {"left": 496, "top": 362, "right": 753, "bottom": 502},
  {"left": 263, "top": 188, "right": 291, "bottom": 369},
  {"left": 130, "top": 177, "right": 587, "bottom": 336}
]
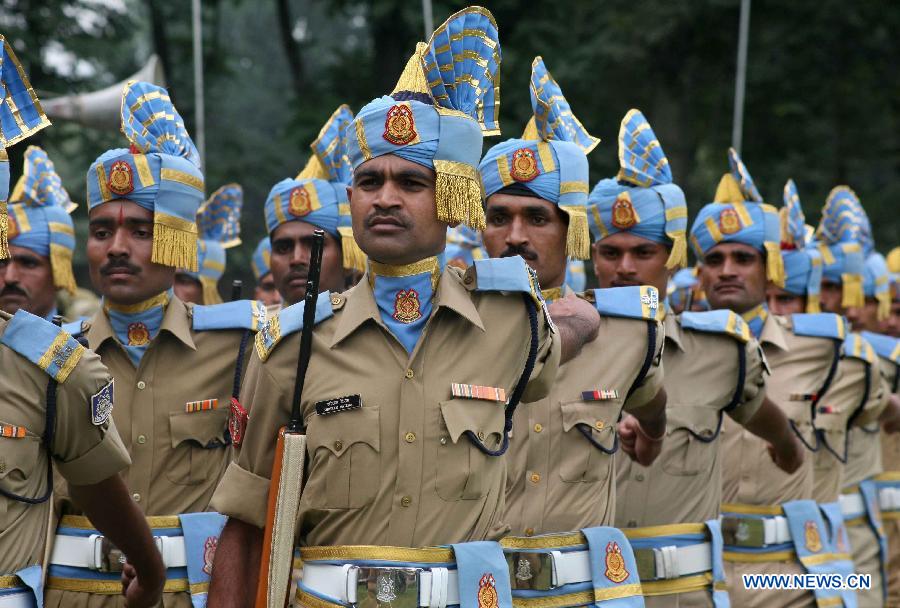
[
  {"left": 591, "top": 286, "right": 660, "bottom": 321},
  {"left": 0, "top": 309, "right": 85, "bottom": 382},
  {"left": 192, "top": 300, "right": 267, "bottom": 332},
  {"left": 254, "top": 294, "right": 334, "bottom": 362},
  {"left": 679, "top": 309, "right": 751, "bottom": 343},
  {"left": 472, "top": 257, "right": 540, "bottom": 301},
  {"left": 790, "top": 313, "right": 847, "bottom": 341},
  {"left": 61, "top": 318, "right": 88, "bottom": 337},
  {"left": 841, "top": 333, "right": 878, "bottom": 365},
  {"left": 860, "top": 331, "right": 899, "bottom": 365}
]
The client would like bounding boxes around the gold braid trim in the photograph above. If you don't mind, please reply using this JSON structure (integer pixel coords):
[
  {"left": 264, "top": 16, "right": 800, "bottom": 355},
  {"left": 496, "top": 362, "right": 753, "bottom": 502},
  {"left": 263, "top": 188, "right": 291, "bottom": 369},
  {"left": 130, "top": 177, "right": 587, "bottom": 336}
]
[
  {"left": 47, "top": 576, "right": 189, "bottom": 594},
  {"left": 807, "top": 293, "right": 821, "bottom": 313},
  {"left": 559, "top": 205, "right": 590, "bottom": 260},
  {"left": 201, "top": 276, "right": 223, "bottom": 305},
  {"left": 877, "top": 290, "right": 891, "bottom": 321},
  {"left": 433, "top": 160, "right": 485, "bottom": 231},
  {"left": 765, "top": 241, "right": 786, "bottom": 288},
  {"left": 338, "top": 226, "right": 367, "bottom": 272},
  {"left": 152, "top": 212, "right": 198, "bottom": 271},
  {"left": 512, "top": 590, "right": 594, "bottom": 608},
  {"left": 0, "top": 199, "right": 7, "bottom": 260},
  {"left": 841, "top": 273, "right": 865, "bottom": 308},
  {"left": 665, "top": 233, "right": 688, "bottom": 269},
  {"left": 50, "top": 243, "right": 77, "bottom": 294},
  {"left": 300, "top": 544, "right": 454, "bottom": 563}
]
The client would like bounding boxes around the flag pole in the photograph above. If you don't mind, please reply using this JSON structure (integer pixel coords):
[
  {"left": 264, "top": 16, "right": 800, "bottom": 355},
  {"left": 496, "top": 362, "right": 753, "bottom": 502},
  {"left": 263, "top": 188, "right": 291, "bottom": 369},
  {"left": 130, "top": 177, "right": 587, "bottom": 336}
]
[{"left": 731, "top": 0, "right": 751, "bottom": 154}]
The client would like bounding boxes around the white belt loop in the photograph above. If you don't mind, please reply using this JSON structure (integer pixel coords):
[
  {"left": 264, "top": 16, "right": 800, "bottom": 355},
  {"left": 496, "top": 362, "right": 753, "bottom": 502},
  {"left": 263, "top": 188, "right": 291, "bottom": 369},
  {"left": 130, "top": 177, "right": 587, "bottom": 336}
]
[
  {"left": 429, "top": 567, "right": 449, "bottom": 608},
  {"left": 879, "top": 487, "right": 900, "bottom": 511},
  {"left": 343, "top": 564, "right": 358, "bottom": 605},
  {"left": 840, "top": 492, "right": 865, "bottom": 518},
  {"left": 658, "top": 546, "right": 678, "bottom": 580}
]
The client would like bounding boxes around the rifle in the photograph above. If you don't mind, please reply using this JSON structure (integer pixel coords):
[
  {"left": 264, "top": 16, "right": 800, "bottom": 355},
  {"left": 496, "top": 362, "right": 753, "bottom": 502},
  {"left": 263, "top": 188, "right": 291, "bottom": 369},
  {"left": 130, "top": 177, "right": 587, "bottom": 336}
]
[
  {"left": 256, "top": 230, "right": 325, "bottom": 608},
  {"left": 230, "top": 279, "right": 243, "bottom": 302}
]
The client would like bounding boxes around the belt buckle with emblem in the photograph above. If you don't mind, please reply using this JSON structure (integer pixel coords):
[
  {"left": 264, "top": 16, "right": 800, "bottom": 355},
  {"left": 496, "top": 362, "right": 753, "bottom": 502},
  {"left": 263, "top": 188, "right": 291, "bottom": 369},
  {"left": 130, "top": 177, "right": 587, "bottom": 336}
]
[
  {"left": 353, "top": 566, "right": 420, "bottom": 607},
  {"left": 505, "top": 551, "right": 554, "bottom": 591}
]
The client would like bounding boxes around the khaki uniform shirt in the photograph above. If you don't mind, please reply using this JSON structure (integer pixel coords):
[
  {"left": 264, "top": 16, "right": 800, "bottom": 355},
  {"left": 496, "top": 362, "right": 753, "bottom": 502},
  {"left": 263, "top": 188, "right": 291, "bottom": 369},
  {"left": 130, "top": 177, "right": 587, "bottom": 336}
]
[
  {"left": 211, "top": 265, "right": 558, "bottom": 547},
  {"left": 617, "top": 312, "right": 766, "bottom": 527},
  {"left": 0, "top": 312, "right": 129, "bottom": 574},
  {"left": 505, "top": 310, "right": 664, "bottom": 536},
  {"left": 57, "top": 296, "right": 249, "bottom": 516},
  {"left": 813, "top": 339, "right": 887, "bottom": 503},
  {"left": 722, "top": 314, "right": 836, "bottom": 506},
  {"left": 880, "top": 357, "right": 900, "bottom": 472}
]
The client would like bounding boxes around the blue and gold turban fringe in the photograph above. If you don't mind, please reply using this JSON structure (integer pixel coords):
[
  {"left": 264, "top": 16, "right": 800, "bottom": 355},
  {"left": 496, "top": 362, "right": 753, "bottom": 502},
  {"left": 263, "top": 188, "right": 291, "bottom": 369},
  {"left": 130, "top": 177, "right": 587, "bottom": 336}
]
[
  {"left": 815, "top": 185, "right": 867, "bottom": 308},
  {"left": 1, "top": 35, "right": 52, "bottom": 259},
  {"left": 586, "top": 109, "right": 687, "bottom": 269},
  {"left": 264, "top": 104, "right": 364, "bottom": 271},
  {"left": 86, "top": 81, "right": 203, "bottom": 271},
  {"left": 779, "top": 179, "right": 821, "bottom": 312},
  {"left": 180, "top": 183, "right": 243, "bottom": 305},
  {"left": 863, "top": 251, "right": 891, "bottom": 321},
  {"left": 7, "top": 146, "right": 77, "bottom": 293},
  {"left": 689, "top": 147, "right": 784, "bottom": 287},
  {"left": 251, "top": 236, "right": 272, "bottom": 282},
  {"left": 479, "top": 56, "right": 598, "bottom": 260},
  {"left": 887, "top": 247, "right": 900, "bottom": 275},
  {"left": 346, "top": 6, "right": 501, "bottom": 233}
]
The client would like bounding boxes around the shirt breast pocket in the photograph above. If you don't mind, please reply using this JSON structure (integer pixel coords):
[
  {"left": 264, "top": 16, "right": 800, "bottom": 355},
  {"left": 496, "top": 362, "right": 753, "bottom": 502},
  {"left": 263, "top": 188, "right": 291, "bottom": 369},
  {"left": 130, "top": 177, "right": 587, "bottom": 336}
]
[
  {"left": 305, "top": 407, "right": 380, "bottom": 509},
  {"left": 435, "top": 398, "right": 505, "bottom": 501},
  {"left": 555, "top": 400, "right": 619, "bottom": 483},
  {"left": 660, "top": 405, "right": 721, "bottom": 477},
  {"left": 165, "top": 407, "right": 230, "bottom": 486},
  {"left": 0, "top": 435, "right": 40, "bottom": 494}
]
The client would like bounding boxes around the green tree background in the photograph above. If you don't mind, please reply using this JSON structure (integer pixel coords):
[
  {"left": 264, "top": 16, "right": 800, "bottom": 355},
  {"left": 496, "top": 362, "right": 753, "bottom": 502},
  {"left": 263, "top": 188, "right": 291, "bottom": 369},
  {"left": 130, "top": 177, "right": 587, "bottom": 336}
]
[{"left": 2, "top": 0, "right": 897, "bottom": 296}]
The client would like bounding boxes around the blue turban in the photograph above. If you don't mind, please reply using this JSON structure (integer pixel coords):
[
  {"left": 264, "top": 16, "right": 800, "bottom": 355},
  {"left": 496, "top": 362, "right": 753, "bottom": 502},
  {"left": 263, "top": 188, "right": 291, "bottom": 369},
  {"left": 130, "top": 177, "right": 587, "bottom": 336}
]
[
  {"left": 7, "top": 146, "right": 77, "bottom": 293},
  {"left": 86, "top": 81, "right": 204, "bottom": 271},
  {"left": 1, "top": 35, "right": 51, "bottom": 259},
  {"left": 346, "top": 6, "right": 501, "bottom": 232},
  {"left": 814, "top": 186, "right": 866, "bottom": 308},
  {"left": 264, "top": 105, "right": 363, "bottom": 271},
  {"left": 587, "top": 109, "right": 687, "bottom": 269},
  {"left": 778, "top": 179, "right": 822, "bottom": 312},
  {"left": 479, "top": 56, "right": 599, "bottom": 260},
  {"left": 251, "top": 237, "right": 272, "bottom": 282},
  {"left": 443, "top": 225, "right": 486, "bottom": 269},
  {"left": 689, "top": 148, "right": 784, "bottom": 287}
]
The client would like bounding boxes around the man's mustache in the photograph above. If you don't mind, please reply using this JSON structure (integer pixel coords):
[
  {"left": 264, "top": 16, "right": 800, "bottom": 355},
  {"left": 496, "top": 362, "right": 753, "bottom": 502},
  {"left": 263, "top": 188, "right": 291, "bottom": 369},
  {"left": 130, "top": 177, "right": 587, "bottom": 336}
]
[
  {"left": 0, "top": 284, "right": 29, "bottom": 298},
  {"left": 100, "top": 259, "right": 141, "bottom": 276},
  {"left": 500, "top": 245, "right": 538, "bottom": 262},
  {"left": 365, "top": 209, "right": 409, "bottom": 229}
]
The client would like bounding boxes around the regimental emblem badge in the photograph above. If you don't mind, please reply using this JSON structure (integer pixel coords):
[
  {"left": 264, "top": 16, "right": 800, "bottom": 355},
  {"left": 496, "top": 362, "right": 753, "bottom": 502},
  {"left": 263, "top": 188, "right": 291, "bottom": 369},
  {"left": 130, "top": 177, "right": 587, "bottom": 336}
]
[
  {"left": 392, "top": 288, "right": 422, "bottom": 324},
  {"left": 202, "top": 536, "right": 217, "bottom": 575},
  {"left": 804, "top": 520, "right": 823, "bottom": 553},
  {"left": 719, "top": 207, "right": 742, "bottom": 235},
  {"left": 383, "top": 104, "right": 417, "bottom": 145},
  {"left": 611, "top": 192, "right": 637, "bottom": 229},
  {"left": 91, "top": 379, "right": 115, "bottom": 426},
  {"left": 288, "top": 186, "right": 312, "bottom": 217},
  {"left": 515, "top": 558, "right": 533, "bottom": 581},
  {"left": 376, "top": 571, "right": 398, "bottom": 603},
  {"left": 735, "top": 520, "right": 751, "bottom": 543},
  {"left": 477, "top": 573, "right": 499, "bottom": 608},
  {"left": 108, "top": 160, "right": 135, "bottom": 196},
  {"left": 127, "top": 322, "right": 150, "bottom": 346},
  {"left": 510, "top": 148, "right": 539, "bottom": 182},
  {"left": 6, "top": 215, "right": 18, "bottom": 241},
  {"left": 604, "top": 541, "right": 629, "bottom": 584},
  {"left": 228, "top": 397, "right": 249, "bottom": 446}
]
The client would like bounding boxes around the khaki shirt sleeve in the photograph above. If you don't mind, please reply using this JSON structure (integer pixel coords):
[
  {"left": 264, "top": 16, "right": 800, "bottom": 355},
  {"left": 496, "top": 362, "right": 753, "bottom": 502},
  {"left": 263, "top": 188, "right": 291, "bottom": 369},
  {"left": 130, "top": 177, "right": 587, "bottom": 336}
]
[
  {"left": 210, "top": 351, "right": 290, "bottom": 528},
  {"left": 52, "top": 349, "right": 131, "bottom": 485},
  {"left": 623, "top": 318, "right": 665, "bottom": 411},
  {"left": 726, "top": 338, "right": 768, "bottom": 425},
  {"left": 520, "top": 318, "right": 561, "bottom": 404},
  {"left": 852, "top": 361, "right": 890, "bottom": 427}
]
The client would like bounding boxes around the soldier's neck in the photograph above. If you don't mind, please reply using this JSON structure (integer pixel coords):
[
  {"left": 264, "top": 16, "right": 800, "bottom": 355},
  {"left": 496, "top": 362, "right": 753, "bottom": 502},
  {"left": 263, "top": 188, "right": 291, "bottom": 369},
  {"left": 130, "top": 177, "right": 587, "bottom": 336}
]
[
  {"left": 104, "top": 290, "right": 171, "bottom": 315},
  {"left": 367, "top": 256, "right": 442, "bottom": 291}
]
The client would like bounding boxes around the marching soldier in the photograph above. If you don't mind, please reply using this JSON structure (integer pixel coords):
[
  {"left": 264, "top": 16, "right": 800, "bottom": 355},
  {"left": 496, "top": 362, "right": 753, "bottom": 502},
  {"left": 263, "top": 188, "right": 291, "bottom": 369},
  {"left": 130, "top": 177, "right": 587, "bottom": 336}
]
[
  {"left": 44, "top": 81, "right": 265, "bottom": 608},
  {"left": 0, "top": 146, "right": 77, "bottom": 320},
  {"left": 479, "top": 61, "right": 666, "bottom": 539},
  {"left": 208, "top": 9, "right": 599, "bottom": 607},
  {"left": 0, "top": 36, "right": 165, "bottom": 608},
  {"left": 592, "top": 116, "right": 801, "bottom": 606},
  {"left": 174, "top": 183, "right": 243, "bottom": 304},
  {"left": 251, "top": 237, "right": 282, "bottom": 308},
  {"left": 262, "top": 104, "right": 362, "bottom": 306},
  {"left": 691, "top": 149, "right": 856, "bottom": 607}
]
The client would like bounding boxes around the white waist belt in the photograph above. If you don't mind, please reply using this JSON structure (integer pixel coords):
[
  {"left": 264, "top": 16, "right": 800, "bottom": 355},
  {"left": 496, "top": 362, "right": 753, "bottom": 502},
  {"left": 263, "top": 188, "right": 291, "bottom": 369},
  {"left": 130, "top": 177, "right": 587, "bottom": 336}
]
[
  {"left": 879, "top": 487, "right": 900, "bottom": 512},
  {"left": 49, "top": 534, "right": 187, "bottom": 570},
  {"left": 0, "top": 591, "right": 33, "bottom": 608},
  {"left": 302, "top": 563, "right": 460, "bottom": 607},
  {"left": 840, "top": 493, "right": 866, "bottom": 519},
  {"left": 634, "top": 542, "right": 713, "bottom": 581}
]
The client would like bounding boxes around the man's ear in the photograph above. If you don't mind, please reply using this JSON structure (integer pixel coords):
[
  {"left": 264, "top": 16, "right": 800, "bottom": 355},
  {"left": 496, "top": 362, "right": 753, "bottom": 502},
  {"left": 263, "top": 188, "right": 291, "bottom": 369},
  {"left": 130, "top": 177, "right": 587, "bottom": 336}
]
[{"left": 346, "top": 186, "right": 353, "bottom": 203}]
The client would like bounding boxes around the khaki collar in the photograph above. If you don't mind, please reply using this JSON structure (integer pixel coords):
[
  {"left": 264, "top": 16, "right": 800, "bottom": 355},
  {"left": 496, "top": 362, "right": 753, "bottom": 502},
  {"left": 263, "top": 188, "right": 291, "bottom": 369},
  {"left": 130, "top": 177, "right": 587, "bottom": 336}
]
[
  {"left": 88, "top": 295, "right": 196, "bottom": 351},
  {"left": 330, "top": 266, "right": 483, "bottom": 348},
  {"left": 665, "top": 313, "right": 686, "bottom": 352},
  {"left": 758, "top": 313, "right": 789, "bottom": 351}
]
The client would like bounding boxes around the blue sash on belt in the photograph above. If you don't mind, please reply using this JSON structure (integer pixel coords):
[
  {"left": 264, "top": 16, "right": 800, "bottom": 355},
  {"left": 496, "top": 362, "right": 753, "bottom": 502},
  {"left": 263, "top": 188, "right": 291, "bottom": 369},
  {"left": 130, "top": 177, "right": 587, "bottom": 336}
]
[
  {"left": 858, "top": 479, "right": 888, "bottom": 602},
  {"left": 179, "top": 512, "right": 227, "bottom": 608},
  {"left": 582, "top": 527, "right": 644, "bottom": 607},
  {"left": 819, "top": 501, "right": 857, "bottom": 608},
  {"left": 705, "top": 520, "right": 730, "bottom": 608},
  {"left": 450, "top": 541, "right": 513, "bottom": 608},
  {"left": 781, "top": 500, "right": 841, "bottom": 606}
]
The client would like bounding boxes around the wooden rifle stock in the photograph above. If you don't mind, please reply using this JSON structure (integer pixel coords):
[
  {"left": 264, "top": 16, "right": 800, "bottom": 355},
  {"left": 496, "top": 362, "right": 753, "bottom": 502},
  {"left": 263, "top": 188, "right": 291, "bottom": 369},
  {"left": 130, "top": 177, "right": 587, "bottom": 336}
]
[{"left": 255, "top": 230, "right": 325, "bottom": 608}]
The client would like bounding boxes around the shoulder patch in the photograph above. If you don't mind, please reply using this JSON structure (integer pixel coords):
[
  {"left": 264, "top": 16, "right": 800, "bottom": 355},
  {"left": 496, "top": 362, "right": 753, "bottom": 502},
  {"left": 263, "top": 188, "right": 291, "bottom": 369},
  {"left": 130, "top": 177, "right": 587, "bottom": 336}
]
[
  {"left": 91, "top": 379, "right": 115, "bottom": 425},
  {"left": 472, "top": 257, "right": 540, "bottom": 299},
  {"left": 0, "top": 309, "right": 85, "bottom": 382},
  {"left": 680, "top": 309, "right": 751, "bottom": 343},
  {"left": 860, "top": 331, "right": 900, "bottom": 365},
  {"left": 591, "top": 286, "right": 660, "bottom": 321},
  {"left": 254, "top": 293, "right": 334, "bottom": 362},
  {"left": 192, "top": 300, "right": 268, "bottom": 332},
  {"left": 791, "top": 313, "right": 847, "bottom": 341},
  {"left": 841, "top": 334, "right": 878, "bottom": 365}
]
